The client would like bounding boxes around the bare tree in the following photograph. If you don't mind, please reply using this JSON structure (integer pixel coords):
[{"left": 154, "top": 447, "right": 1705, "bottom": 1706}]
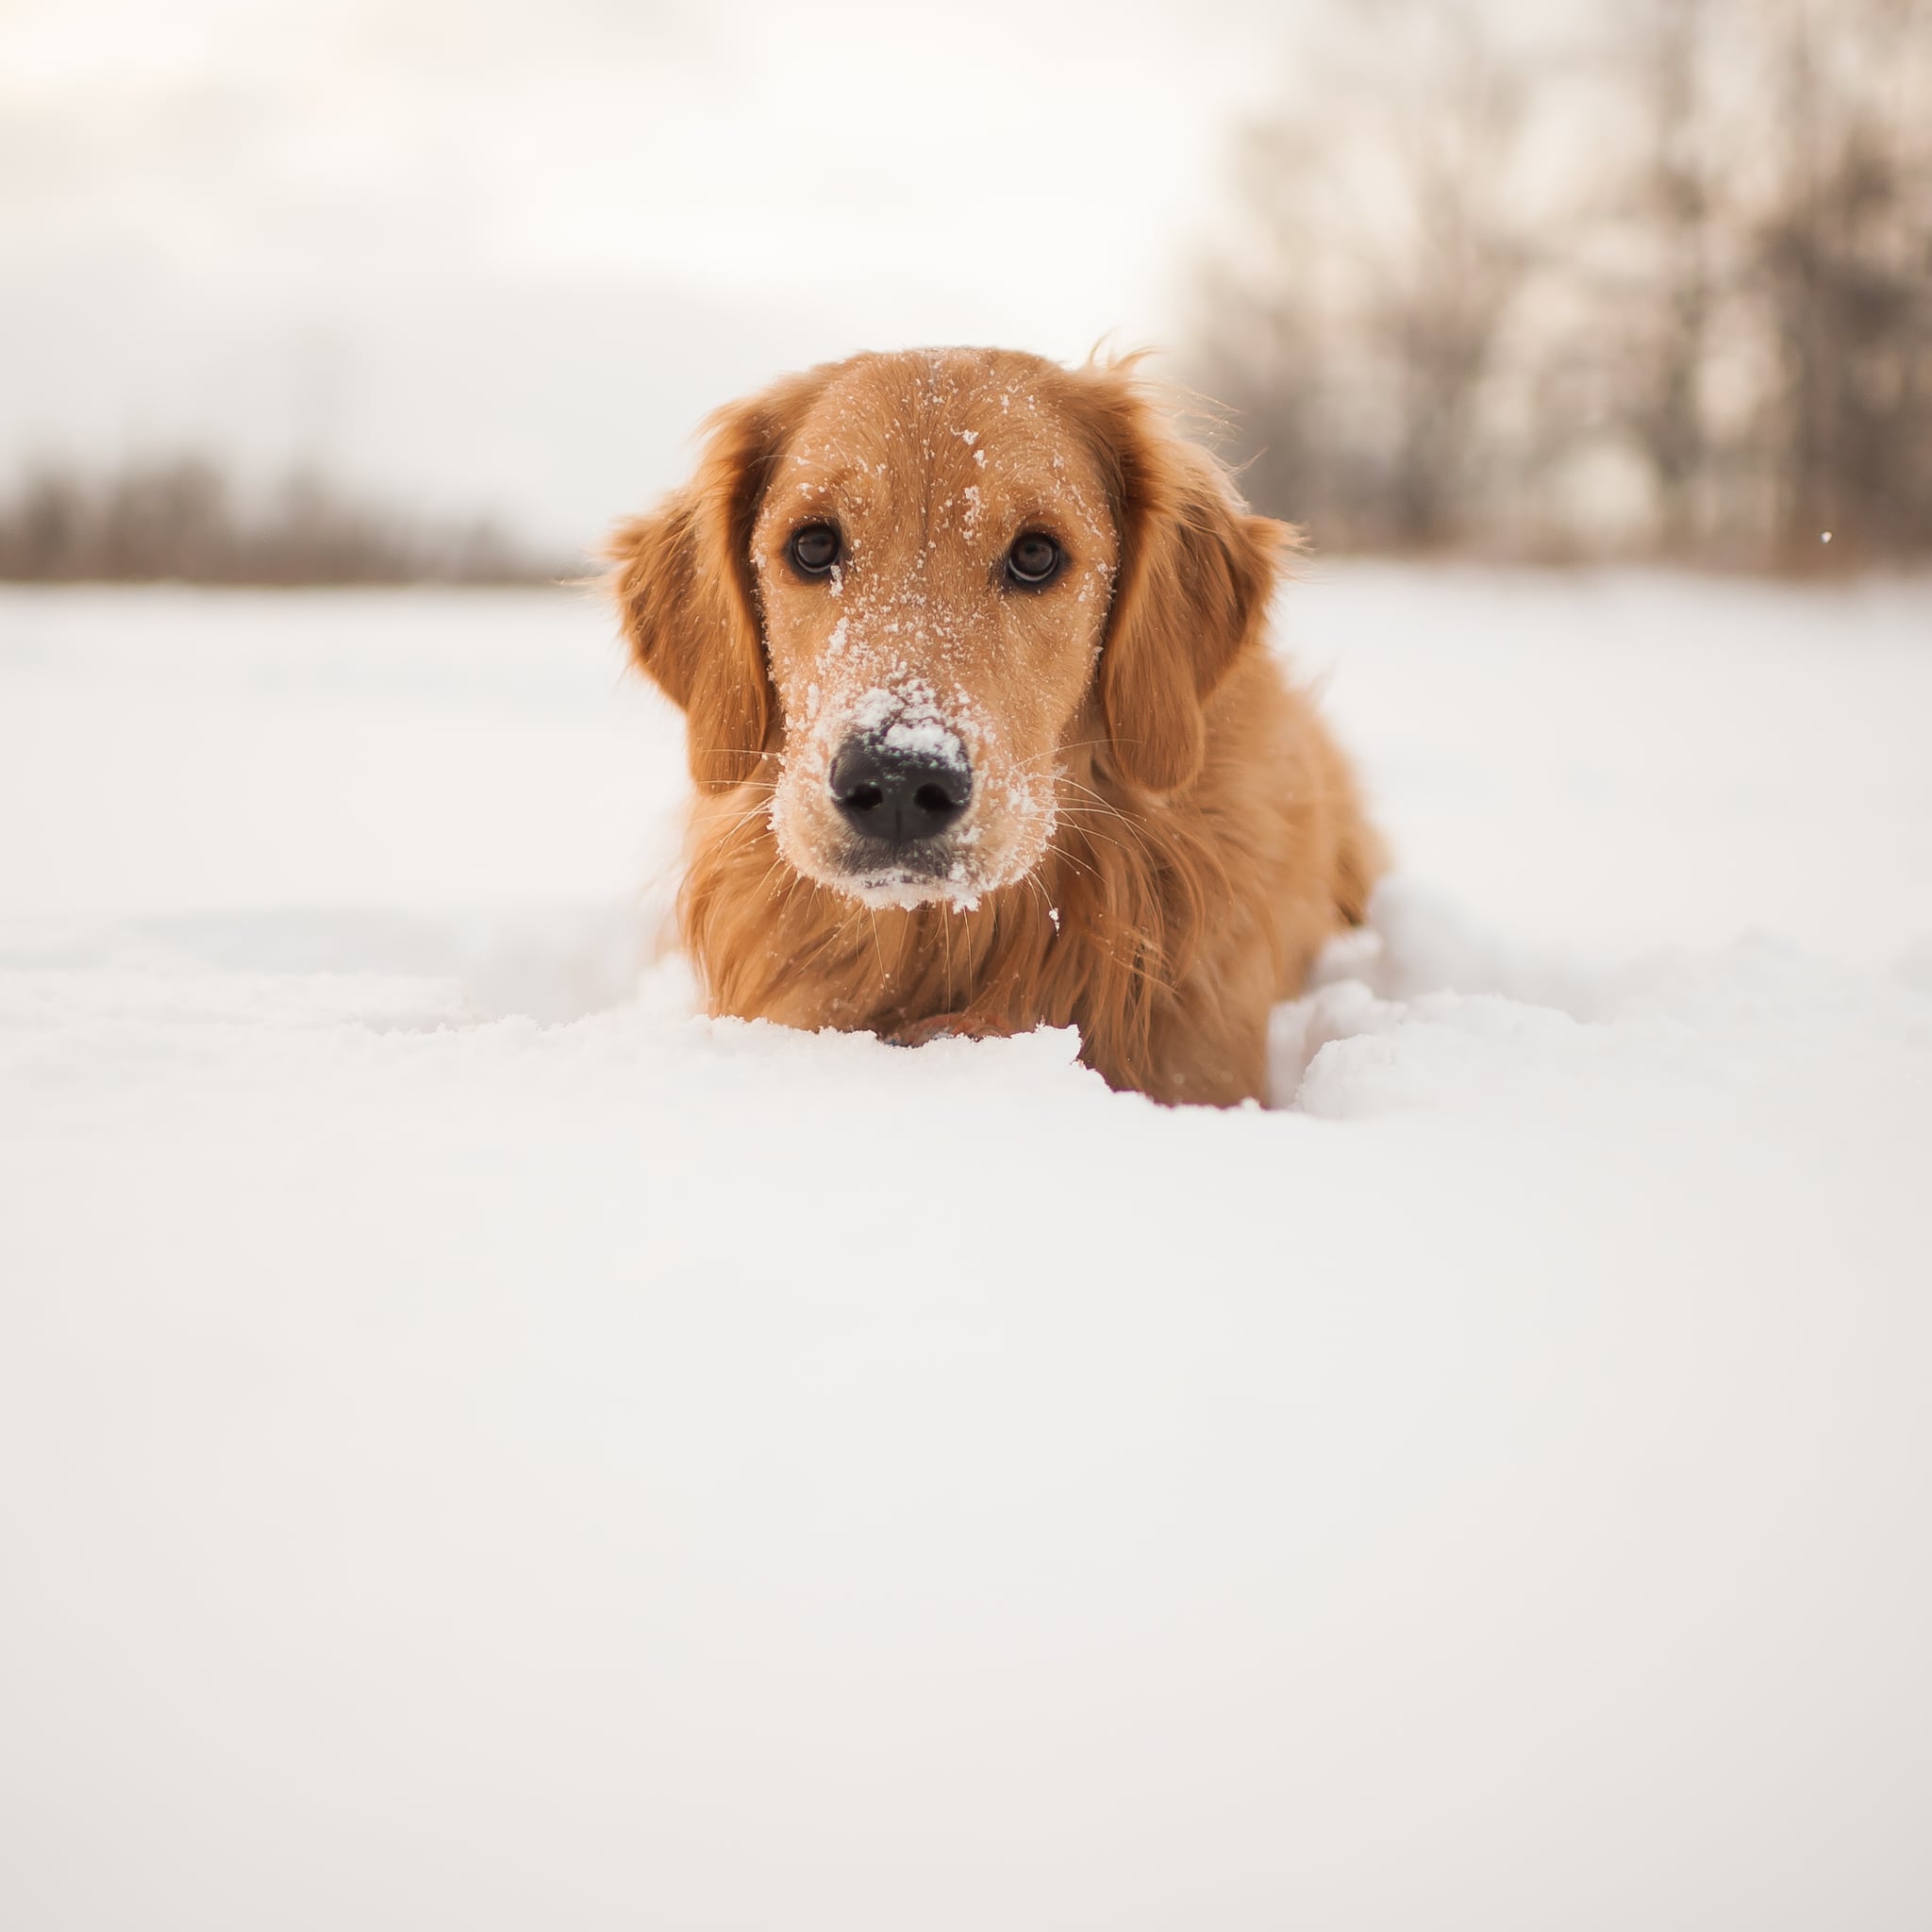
[
  {"left": 1194, "top": 114, "right": 1360, "bottom": 537},
  {"left": 1195, "top": 0, "right": 1539, "bottom": 550},
  {"left": 1619, "top": 0, "right": 1719, "bottom": 538},
  {"left": 1361, "top": 8, "right": 1534, "bottom": 545},
  {"left": 1754, "top": 0, "right": 1932, "bottom": 558}
]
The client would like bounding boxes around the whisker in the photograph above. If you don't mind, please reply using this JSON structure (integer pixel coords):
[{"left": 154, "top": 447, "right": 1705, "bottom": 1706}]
[
  {"left": 1053, "top": 774, "right": 1152, "bottom": 832},
  {"left": 1016, "top": 737, "right": 1117, "bottom": 769},
  {"left": 1047, "top": 841, "right": 1106, "bottom": 890},
  {"left": 1053, "top": 798, "right": 1155, "bottom": 861},
  {"left": 714, "top": 800, "right": 778, "bottom": 840}
]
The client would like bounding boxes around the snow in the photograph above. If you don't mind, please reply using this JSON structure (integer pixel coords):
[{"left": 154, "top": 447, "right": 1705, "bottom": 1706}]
[
  {"left": 851, "top": 680, "right": 971, "bottom": 772},
  {"left": 2, "top": 571, "right": 1930, "bottom": 1930}
]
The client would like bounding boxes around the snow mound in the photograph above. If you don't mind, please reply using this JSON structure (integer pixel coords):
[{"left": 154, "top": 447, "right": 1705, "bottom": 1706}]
[{"left": 1274, "top": 879, "right": 1930, "bottom": 1126}]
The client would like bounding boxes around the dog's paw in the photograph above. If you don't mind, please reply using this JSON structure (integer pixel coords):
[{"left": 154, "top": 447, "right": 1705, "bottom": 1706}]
[{"left": 886, "top": 1011, "right": 1013, "bottom": 1049}]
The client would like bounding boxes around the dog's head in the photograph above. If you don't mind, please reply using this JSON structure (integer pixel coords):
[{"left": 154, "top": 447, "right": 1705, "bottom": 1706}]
[{"left": 610, "top": 348, "right": 1290, "bottom": 908}]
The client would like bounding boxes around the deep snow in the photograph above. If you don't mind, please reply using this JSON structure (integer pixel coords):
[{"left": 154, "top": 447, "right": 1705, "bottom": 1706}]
[{"left": 2, "top": 572, "right": 1929, "bottom": 1930}]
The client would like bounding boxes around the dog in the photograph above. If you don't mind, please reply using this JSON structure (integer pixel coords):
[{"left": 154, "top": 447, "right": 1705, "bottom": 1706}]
[{"left": 609, "top": 348, "right": 1383, "bottom": 1106}]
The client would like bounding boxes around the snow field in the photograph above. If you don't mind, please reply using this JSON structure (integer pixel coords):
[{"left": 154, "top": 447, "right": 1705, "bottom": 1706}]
[{"left": 2, "top": 573, "right": 1929, "bottom": 1929}]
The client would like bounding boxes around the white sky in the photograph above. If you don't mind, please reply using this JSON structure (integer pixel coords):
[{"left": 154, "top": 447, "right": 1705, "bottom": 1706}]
[{"left": 1, "top": 0, "right": 1322, "bottom": 550}]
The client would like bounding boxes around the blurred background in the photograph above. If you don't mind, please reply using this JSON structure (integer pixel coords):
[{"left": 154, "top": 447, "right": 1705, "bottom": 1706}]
[{"left": 6, "top": 0, "right": 1926, "bottom": 582}]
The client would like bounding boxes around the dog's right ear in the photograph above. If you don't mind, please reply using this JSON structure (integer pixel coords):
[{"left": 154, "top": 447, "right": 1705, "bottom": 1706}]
[
  {"left": 1069, "top": 364, "right": 1293, "bottom": 795},
  {"left": 607, "top": 369, "right": 827, "bottom": 791}
]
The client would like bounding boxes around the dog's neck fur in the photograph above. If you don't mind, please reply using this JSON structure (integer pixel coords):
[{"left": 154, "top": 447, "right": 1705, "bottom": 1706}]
[{"left": 678, "top": 744, "right": 1233, "bottom": 1099}]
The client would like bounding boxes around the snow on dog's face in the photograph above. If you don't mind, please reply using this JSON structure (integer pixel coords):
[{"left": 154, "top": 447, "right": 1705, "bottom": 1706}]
[
  {"left": 748, "top": 352, "right": 1118, "bottom": 907},
  {"left": 610, "top": 346, "right": 1284, "bottom": 908}
]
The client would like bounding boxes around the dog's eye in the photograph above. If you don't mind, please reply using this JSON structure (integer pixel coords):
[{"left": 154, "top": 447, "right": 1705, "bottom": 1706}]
[
  {"left": 1005, "top": 532, "right": 1061, "bottom": 588},
  {"left": 789, "top": 523, "right": 841, "bottom": 576}
]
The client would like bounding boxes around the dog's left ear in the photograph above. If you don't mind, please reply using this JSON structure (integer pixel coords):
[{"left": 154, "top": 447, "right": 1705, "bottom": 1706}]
[
  {"left": 1077, "top": 373, "right": 1295, "bottom": 793},
  {"left": 607, "top": 367, "right": 828, "bottom": 790}
]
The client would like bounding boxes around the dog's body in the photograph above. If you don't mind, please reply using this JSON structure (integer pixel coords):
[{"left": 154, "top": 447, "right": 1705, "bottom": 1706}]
[{"left": 612, "top": 348, "right": 1383, "bottom": 1106}]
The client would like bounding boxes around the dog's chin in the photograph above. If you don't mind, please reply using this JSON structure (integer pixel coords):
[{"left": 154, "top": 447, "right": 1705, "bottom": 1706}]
[
  {"left": 777, "top": 829, "right": 1035, "bottom": 913},
  {"left": 840, "top": 870, "right": 981, "bottom": 911},
  {"left": 816, "top": 848, "right": 989, "bottom": 912}
]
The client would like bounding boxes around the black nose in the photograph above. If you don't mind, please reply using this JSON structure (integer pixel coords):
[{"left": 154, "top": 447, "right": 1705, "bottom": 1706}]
[{"left": 829, "top": 739, "right": 972, "bottom": 845}]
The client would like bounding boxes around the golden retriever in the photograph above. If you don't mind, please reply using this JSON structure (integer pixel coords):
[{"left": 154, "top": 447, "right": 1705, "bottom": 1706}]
[{"left": 609, "top": 348, "right": 1383, "bottom": 1106}]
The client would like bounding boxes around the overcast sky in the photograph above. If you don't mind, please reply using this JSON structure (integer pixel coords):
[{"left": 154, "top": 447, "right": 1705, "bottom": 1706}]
[{"left": 1, "top": 0, "right": 1328, "bottom": 551}]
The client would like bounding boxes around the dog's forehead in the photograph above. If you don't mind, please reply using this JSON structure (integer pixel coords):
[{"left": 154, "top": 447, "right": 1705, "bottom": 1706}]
[{"left": 776, "top": 352, "right": 1101, "bottom": 509}]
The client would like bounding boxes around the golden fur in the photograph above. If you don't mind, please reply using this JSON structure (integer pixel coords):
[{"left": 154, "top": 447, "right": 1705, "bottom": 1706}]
[{"left": 609, "top": 348, "right": 1384, "bottom": 1106}]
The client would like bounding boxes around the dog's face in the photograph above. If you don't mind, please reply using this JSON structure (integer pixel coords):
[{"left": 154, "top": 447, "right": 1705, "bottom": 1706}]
[
  {"left": 751, "top": 356, "right": 1120, "bottom": 905},
  {"left": 611, "top": 348, "right": 1288, "bottom": 908}
]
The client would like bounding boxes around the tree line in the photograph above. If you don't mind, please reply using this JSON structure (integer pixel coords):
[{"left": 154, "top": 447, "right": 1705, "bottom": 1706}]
[
  {"left": 0, "top": 457, "right": 552, "bottom": 585},
  {"left": 1192, "top": 0, "right": 1932, "bottom": 564}
]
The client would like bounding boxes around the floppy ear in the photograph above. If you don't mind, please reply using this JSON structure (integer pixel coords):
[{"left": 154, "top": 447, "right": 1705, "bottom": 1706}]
[
  {"left": 607, "top": 370, "right": 825, "bottom": 791},
  {"left": 1082, "top": 377, "right": 1294, "bottom": 793}
]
